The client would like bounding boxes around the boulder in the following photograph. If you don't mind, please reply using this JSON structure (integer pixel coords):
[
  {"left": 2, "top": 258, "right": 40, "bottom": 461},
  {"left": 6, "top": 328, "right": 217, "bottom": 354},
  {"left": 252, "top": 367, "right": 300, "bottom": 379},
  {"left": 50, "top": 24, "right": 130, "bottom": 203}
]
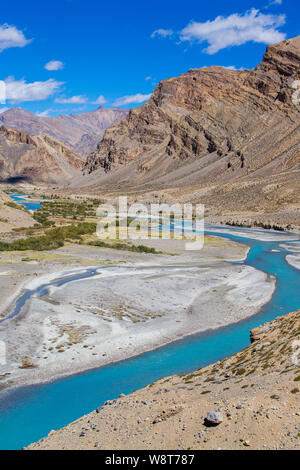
[{"left": 205, "top": 411, "right": 223, "bottom": 426}]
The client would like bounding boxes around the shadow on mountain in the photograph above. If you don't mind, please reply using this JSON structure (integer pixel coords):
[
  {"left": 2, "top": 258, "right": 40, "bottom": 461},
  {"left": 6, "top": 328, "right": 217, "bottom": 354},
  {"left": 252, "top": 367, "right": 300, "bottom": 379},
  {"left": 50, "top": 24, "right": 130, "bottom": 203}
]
[{"left": 0, "top": 176, "right": 32, "bottom": 184}]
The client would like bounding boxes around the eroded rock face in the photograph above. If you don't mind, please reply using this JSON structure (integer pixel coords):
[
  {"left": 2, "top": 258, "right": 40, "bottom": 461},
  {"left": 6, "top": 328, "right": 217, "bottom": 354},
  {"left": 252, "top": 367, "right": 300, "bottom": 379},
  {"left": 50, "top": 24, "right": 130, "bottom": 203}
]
[
  {"left": 0, "top": 126, "right": 84, "bottom": 184},
  {"left": 82, "top": 37, "right": 300, "bottom": 205}
]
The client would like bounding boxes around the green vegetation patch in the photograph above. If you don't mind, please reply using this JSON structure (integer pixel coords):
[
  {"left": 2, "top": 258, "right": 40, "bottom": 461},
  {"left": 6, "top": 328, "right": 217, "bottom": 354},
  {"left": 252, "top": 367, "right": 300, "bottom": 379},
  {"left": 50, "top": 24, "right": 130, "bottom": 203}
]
[
  {"left": 5, "top": 201, "right": 27, "bottom": 211},
  {"left": 34, "top": 198, "right": 101, "bottom": 224},
  {"left": 0, "top": 222, "right": 96, "bottom": 252},
  {"left": 88, "top": 239, "right": 163, "bottom": 254}
]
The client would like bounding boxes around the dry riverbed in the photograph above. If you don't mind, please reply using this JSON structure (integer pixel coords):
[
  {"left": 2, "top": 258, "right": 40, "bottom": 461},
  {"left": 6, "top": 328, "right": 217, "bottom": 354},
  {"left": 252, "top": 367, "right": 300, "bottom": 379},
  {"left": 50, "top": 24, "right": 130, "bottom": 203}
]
[
  {"left": 0, "top": 236, "right": 275, "bottom": 392},
  {"left": 28, "top": 309, "right": 300, "bottom": 451}
]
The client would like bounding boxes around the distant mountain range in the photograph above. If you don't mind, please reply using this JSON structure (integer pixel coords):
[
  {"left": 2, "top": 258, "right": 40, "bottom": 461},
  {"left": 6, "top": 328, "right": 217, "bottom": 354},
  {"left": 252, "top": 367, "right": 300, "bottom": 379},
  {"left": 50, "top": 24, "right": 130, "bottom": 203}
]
[{"left": 0, "top": 106, "right": 128, "bottom": 155}]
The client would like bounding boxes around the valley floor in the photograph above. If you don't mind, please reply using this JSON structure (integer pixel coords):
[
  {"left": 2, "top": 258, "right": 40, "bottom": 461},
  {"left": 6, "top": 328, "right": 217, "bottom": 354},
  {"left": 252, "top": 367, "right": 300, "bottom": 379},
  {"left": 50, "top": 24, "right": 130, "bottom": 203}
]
[{"left": 0, "top": 235, "right": 275, "bottom": 392}]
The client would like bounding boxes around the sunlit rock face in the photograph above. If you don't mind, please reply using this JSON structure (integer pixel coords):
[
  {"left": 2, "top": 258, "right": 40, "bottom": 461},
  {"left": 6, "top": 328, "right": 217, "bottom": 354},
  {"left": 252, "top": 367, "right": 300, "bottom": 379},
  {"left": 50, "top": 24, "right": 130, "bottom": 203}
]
[
  {"left": 82, "top": 37, "right": 300, "bottom": 222},
  {"left": 0, "top": 126, "right": 84, "bottom": 184}
]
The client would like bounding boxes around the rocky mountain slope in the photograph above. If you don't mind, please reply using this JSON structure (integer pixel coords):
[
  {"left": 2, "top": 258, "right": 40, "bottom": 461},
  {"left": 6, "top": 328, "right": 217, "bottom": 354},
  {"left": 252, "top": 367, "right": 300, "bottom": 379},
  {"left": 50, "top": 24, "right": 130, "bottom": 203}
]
[
  {"left": 28, "top": 309, "right": 300, "bottom": 450},
  {"left": 0, "top": 106, "right": 128, "bottom": 155},
  {"left": 79, "top": 37, "right": 300, "bottom": 226},
  {"left": 0, "top": 126, "right": 84, "bottom": 185}
]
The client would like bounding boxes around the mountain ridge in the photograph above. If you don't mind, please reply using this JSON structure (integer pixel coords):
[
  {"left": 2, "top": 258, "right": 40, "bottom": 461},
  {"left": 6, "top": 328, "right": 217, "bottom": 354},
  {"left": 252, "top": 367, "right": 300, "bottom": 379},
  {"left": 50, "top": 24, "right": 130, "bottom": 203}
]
[
  {"left": 0, "top": 125, "right": 84, "bottom": 185},
  {"left": 0, "top": 106, "right": 128, "bottom": 156},
  {"left": 73, "top": 37, "right": 300, "bottom": 227}
]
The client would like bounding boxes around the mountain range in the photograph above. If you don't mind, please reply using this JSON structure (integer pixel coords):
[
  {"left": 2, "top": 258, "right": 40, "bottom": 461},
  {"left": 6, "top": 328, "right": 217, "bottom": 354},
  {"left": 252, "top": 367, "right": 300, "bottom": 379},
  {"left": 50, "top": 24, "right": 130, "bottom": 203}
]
[
  {"left": 0, "top": 106, "right": 128, "bottom": 155},
  {"left": 0, "top": 36, "right": 299, "bottom": 228},
  {"left": 78, "top": 36, "right": 300, "bottom": 227}
]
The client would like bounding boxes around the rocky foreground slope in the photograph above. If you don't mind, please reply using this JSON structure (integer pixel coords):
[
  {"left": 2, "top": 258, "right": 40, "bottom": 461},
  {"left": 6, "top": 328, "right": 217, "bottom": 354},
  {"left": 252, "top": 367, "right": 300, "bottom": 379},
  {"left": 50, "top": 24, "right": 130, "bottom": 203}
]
[
  {"left": 0, "top": 191, "right": 35, "bottom": 232},
  {"left": 79, "top": 37, "right": 300, "bottom": 228},
  {"left": 29, "top": 310, "right": 300, "bottom": 450},
  {"left": 0, "top": 126, "right": 84, "bottom": 184},
  {"left": 0, "top": 106, "right": 128, "bottom": 156}
]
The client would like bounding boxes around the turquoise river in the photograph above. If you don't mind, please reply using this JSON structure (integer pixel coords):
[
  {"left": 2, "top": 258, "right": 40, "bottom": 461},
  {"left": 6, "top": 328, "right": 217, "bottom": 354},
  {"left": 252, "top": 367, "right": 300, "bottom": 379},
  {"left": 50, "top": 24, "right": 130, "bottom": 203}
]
[{"left": 0, "top": 225, "right": 299, "bottom": 449}]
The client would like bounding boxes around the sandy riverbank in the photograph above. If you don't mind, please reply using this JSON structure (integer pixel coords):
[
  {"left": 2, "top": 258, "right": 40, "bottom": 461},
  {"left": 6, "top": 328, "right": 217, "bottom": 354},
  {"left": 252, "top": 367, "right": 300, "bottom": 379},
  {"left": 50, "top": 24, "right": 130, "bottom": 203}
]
[
  {"left": 286, "top": 255, "right": 300, "bottom": 271},
  {"left": 0, "top": 235, "right": 275, "bottom": 392},
  {"left": 29, "top": 309, "right": 300, "bottom": 450},
  {"left": 205, "top": 225, "right": 300, "bottom": 242},
  {"left": 279, "top": 242, "right": 300, "bottom": 271}
]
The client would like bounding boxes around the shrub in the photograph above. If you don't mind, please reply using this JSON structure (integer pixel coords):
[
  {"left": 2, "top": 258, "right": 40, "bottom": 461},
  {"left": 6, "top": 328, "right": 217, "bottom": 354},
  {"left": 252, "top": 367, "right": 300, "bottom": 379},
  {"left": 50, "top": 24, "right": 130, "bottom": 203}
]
[
  {"left": 0, "top": 222, "right": 96, "bottom": 252},
  {"left": 5, "top": 201, "right": 25, "bottom": 210},
  {"left": 19, "top": 357, "right": 37, "bottom": 369},
  {"left": 88, "top": 240, "right": 162, "bottom": 254}
]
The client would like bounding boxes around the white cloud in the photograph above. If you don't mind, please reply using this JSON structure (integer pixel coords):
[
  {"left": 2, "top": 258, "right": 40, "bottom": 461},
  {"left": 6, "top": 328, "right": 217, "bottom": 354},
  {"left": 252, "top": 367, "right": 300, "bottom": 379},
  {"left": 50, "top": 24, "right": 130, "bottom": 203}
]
[
  {"left": 36, "top": 109, "right": 53, "bottom": 117},
  {"left": 264, "top": 0, "right": 283, "bottom": 9},
  {"left": 54, "top": 95, "right": 88, "bottom": 104},
  {"left": 112, "top": 93, "right": 152, "bottom": 107},
  {"left": 145, "top": 76, "right": 158, "bottom": 86},
  {"left": 93, "top": 95, "right": 106, "bottom": 105},
  {"left": 223, "top": 65, "right": 246, "bottom": 70},
  {"left": 151, "top": 29, "right": 173, "bottom": 39},
  {"left": 179, "top": 9, "right": 286, "bottom": 54},
  {"left": 4, "top": 77, "right": 63, "bottom": 103},
  {"left": 45, "top": 60, "right": 64, "bottom": 71},
  {"left": 0, "top": 24, "right": 32, "bottom": 52},
  {"left": 199, "top": 64, "right": 247, "bottom": 71}
]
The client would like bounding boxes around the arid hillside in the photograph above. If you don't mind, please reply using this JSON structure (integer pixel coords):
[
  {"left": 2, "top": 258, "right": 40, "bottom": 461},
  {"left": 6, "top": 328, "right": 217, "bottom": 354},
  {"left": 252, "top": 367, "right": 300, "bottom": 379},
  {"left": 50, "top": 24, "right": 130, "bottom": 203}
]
[
  {"left": 0, "top": 191, "right": 35, "bottom": 232},
  {"left": 28, "top": 309, "right": 300, "bottom": 450},
  {"left": 77, "top": 37, "right": 300, "bottom": 227},
  {"left": 0, "top": 126, "right": 84, "bottom": 185}
]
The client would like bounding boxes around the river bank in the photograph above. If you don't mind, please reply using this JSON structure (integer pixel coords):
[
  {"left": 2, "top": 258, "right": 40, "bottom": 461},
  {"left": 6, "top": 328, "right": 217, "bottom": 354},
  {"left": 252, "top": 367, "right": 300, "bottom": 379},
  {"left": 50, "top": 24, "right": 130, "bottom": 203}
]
[
  {"left": 29, "top": 309, "right": 300, "bottom": 450},
  {"left": 0, "top": 226, "right": 299, "bottom": 450},
  {"left": 0, "top": 234, "right": 274, "bottom": 392}
]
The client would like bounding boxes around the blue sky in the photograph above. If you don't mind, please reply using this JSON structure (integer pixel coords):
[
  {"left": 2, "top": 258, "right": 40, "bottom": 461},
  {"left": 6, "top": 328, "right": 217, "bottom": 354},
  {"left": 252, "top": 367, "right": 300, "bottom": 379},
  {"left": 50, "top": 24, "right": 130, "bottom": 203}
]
[{"left": 0, "top": 0, "right": 299, "bottom": 116}]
